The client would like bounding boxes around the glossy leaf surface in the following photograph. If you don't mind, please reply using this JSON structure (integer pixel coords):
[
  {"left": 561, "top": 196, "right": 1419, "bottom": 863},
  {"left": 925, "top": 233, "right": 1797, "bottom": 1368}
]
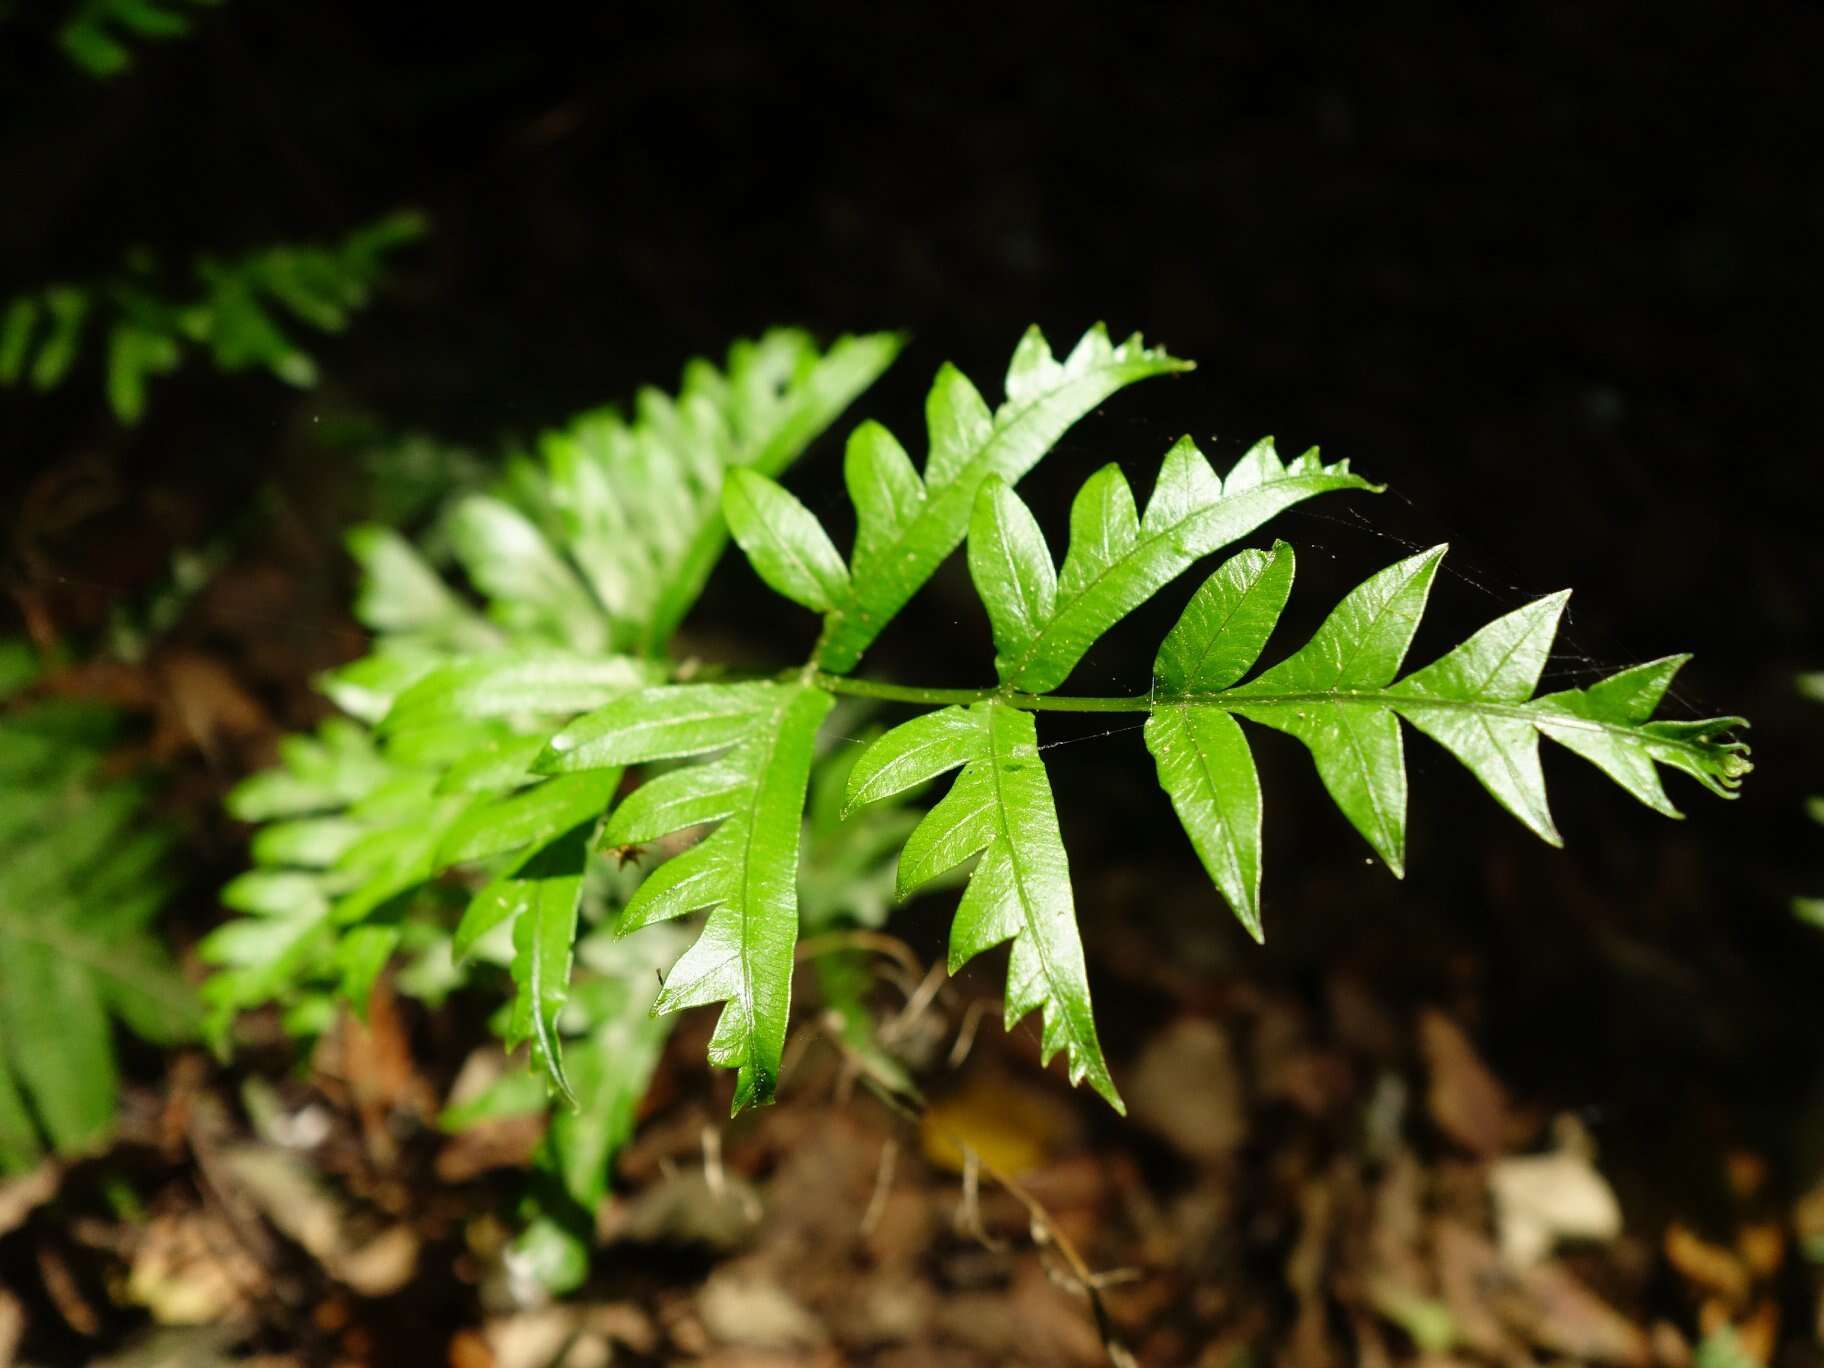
[
  {"left": 816, "top": 324, "right": 1190, "bottom": 673},
  {"left": 723, "top": 468, "right": 851, "bottom": 612},
  {"left": 1144, "top": 547, "right": 1751, "bottom": 937},
  {"left": 847, "top": 701, "right": 1121, "bottom": 1111},
  {"left": 541, "top": 682, "right": 832, "bottom": 1112},
  {"left": 981, "top": 438, "right": 1373, "bottom": 692}
]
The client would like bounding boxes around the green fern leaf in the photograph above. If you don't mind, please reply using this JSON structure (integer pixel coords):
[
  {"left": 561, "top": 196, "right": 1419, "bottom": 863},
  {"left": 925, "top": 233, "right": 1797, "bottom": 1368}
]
[
  {"left": 380, "top": 652, "right": 663, "bottom": 734},
  {"left": 1144, "top": 706, "right": 1267, "bottom": 943},
  {"left": 460, "top": 330, "right": 900, "bottom": 655},
  {"left": 31, "top": 288, "right": 89, "bottom": 389},
  {"left": 975, "top": 435, "right": 1373, "bottom": 692},
  {"left": 722, "top": 468, "right": 851, "bottom": 613},
  {"left": 0, "top": 688, "right": 196, "bottom": 1171},
  {"left": 59, "top": 0, "right": 219, "bottom": 76},
  {"left": 501, "top": 827, "right": 594, "bottom": 1101},
  {"left": 446, "top": 497, "right": 613, "bottom": 651},
  {"left": 210, "top": 331, "right": 890, "bottom": 1049},
  {"left": 538, "top": 682, "right": 832, "bottom": 1112},
  {"left": 334, "top": 925, "right": 399, "bottom": 1018},
  {"left": 0, "top": 298, "right": 36, "bottom": 384},
  {"left": 1145, "top": 545, "right": 1750, "bottom": 936},
  {"left": 845, "top": 700, "right": 1122, "bottom": 1111},
  {"left": 447, "top": 923, "right": 683, "bottom": 1293},
  {"left": 200, "top": 869, "right": 336, "bottom": 1042},
  {"left": 1228, "top": 546, "right": 1446, "bottom": 873},
  {"left": 1, "top": 214, "right": 419, "bottom": 420},
  {"left": 438, "top": 770, "right": 624, "bottom": 867},
  {"left": 815, "top": 324, "right": 1191, "bottom": 673},
  {"left": 345, "top": 526, "right": 500, "bottom": 651}
]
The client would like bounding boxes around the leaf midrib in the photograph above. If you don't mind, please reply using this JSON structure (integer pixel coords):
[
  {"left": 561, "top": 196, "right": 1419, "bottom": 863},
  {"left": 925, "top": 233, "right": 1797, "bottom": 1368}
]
[
  {"left": 730, "top": 690, "right": 797, "bottom": 1081},
  {"left": 829, "top": 354, "right": 1163, "bottom": 643},
  {"left": 1175, "top": 705, "right": 1251, "bottom": 903},
  {"left": 1204, "top": 687, "right": 1736, "bottom": 770},
  {"left": 0, "top": 909, "right": 191, "bottom": 1015},
  {"left": 736, "top": 478, "right": 841, "bottom": 603},
  {"left": 982, "top": 705, "right": 1089, "bottom": 1064},
  {"left": 1007, "top": 470, "right": 1347, "bottom": 687},
  {"left": 1174, "top": 558, "right": 1275, "bottom": 691}
]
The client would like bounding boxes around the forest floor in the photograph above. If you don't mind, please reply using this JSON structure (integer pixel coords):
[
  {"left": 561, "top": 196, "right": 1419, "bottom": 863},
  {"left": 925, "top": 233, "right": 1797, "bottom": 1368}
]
[{"left": 1, "top": 896, "right": 1815, "bottom": 1368}]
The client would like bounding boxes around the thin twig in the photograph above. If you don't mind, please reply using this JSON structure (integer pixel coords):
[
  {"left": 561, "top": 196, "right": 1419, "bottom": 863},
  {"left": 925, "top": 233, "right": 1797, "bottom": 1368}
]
[
  {"left": 859, "top": 1137, "right": 898, "bottom": 1238},
  {"left": 881, "top": 962, "right": 947, "bottom": 1045},
  {"left": 795, "top": 929, "right": 923, "bottom": 982},
  {"left": 946, "top": 997, "right": 993, "bottom": 1071}
]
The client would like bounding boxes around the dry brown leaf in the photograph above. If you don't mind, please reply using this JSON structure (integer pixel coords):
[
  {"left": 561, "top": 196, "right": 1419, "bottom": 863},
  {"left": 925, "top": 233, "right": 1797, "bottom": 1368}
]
[
  {"left": 0, "top": 1286, "right": 23, "bottom": 1368},
  {"left": 1735, "top": 1299, "right": 1779, "bottom": 1365},
  {"left": 152, "top": 650, "right": 269, "bottom": 762},
  {"left": 335, "top": 1224, "right": 421, "bottom": 1298},
  {"left": 481, "top": 1307, "right": 576, "bottom": 1368},
  {"left": 1488, "top": 1142, "right": 1623, "bottom": 1267},
  {"left": 1511, "top": 1260, "right": 1651, "bottom": 1363},
  {"left": 1664, "top": 1222, "right": 1751, "bottom": 1305},
  {"left": 606, "top": 1171, "right": 763, "bottom": 1251},
  {"left": 698, "top": 1269, "right": 826, "bottom": 1351},
  {"left": 0, "top": 1162, "right": 61, "bottom": 1238},
  {"left": 1736, "top": 1221, "right": 1783, "bottom": 1280},
  {"left": 1433, "top": 1219, "right": 1650, "bottom": 1365},
  {"left": 1430, "top": 1221, "right": 1515, "bottom": 1358},
  {"left": 447, "top": 1328, "right": 493, "bottom": 1368},
  {"left": 88, "top": 1326, "right": 249, "bottom": 1368},
  {"left": 220, "top": 1144, "right": 419, "bottom": 1296},
  {"left": 1126, "top": 1018, "right": 1246, "bottom": 1162},
  {"left": 1417, "top": 1010, "right": 1511, "bottom": 1158},
  {"left": 125, "top": 1210, "right": 262, "bottom": 1325},
  {"left": 313, "top": 980, "right": 434, "bottom": 1165},
  {"left": 1724, "top": 1151, "right": 1769, "bottom": 1200},
  {"left": 36, "top": 1242, "right": 99, "bottom": 1336}
]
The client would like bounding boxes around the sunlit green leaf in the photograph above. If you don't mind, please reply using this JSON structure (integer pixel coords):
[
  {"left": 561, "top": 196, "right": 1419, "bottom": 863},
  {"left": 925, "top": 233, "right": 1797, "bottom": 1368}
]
[
  {"left": 988, "top": 438, "right": 1372, "bottom": 692},
  {"left": 723, "top": 469, "right": 850, "bottom": 613},
  {"left": 1144, "top": 705, "right": 1264, "bottom": 942},
  {"left": 382, "top": 652, "right": 660, "bottom": 734},
  {"left": 850, "top": 701, "right": 1122, "bottom": 1111},
  {"left": 816, "top": 324, "right": 1191, "bottom": 673},
  {"left": 552, "top": 683, "right": 830, "bottom": 1112},
  {"left": 1145, "top": 548, "right": 1749, "bottom": 934}
]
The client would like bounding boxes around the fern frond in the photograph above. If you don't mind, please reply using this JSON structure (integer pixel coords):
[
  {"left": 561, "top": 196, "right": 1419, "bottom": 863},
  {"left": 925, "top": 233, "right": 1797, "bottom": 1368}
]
[
  {"left": 1146, "top": 544, "right": 1751, "bottom": 937},
  {"left": 844, "top": 701, "right": 1121, "bottom": 1111},
  {"left": 970, "top": 434, "right": 1376, "bottom": 693},
  {"left": 753, "top": 324, "right": 1192, "bottom": 673},
  {"left": 537, "top": 683, "right": 832, "bottom": 1112},
  {"left": 210, "top": 330, "right": 892, "bottom": 1060},
  {"left": 214, "top": 321, "right": 1751, "bottom": 1205},
  {"left": 437, "top": 330, "right": 902, "bottom": 656},
  {"left": 0, "top": 211, "right": 423, "bottom": 421},
  {"left": 58, "top": 0, "right": 221, "bottom": 77},
  {"left": 0, "top": 665, "right": 196, "bottom": 1172}
]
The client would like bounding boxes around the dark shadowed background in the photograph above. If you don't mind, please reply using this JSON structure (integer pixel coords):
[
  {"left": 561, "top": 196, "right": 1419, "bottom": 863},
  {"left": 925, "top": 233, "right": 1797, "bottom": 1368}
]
[{"left": 3, "top": 0, "right": 1821, "bottom": 1260}]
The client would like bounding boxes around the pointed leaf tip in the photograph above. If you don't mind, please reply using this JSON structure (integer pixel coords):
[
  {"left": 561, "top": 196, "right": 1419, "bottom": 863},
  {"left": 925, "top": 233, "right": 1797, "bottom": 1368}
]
[{"left": 722, "top": 469, "right": 850, "bottom": 613}]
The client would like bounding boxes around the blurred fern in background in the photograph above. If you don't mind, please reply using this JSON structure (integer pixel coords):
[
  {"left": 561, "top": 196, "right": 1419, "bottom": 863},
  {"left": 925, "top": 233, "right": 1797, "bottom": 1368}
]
[
  {"left": 0, "top": 639, "right": 196, "bottom": 1173},
  {"left": 0, "top": 211, "right": 424, "bottom": 422}
]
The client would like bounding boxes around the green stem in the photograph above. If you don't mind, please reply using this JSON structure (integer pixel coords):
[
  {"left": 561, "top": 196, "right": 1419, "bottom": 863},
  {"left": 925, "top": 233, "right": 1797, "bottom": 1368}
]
[
  {"left": 808, "top": 672, "right": 1151, "bottom": 713},
  {"left": 802, "top": 671, "right": 1751, "bottom": 782}
]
